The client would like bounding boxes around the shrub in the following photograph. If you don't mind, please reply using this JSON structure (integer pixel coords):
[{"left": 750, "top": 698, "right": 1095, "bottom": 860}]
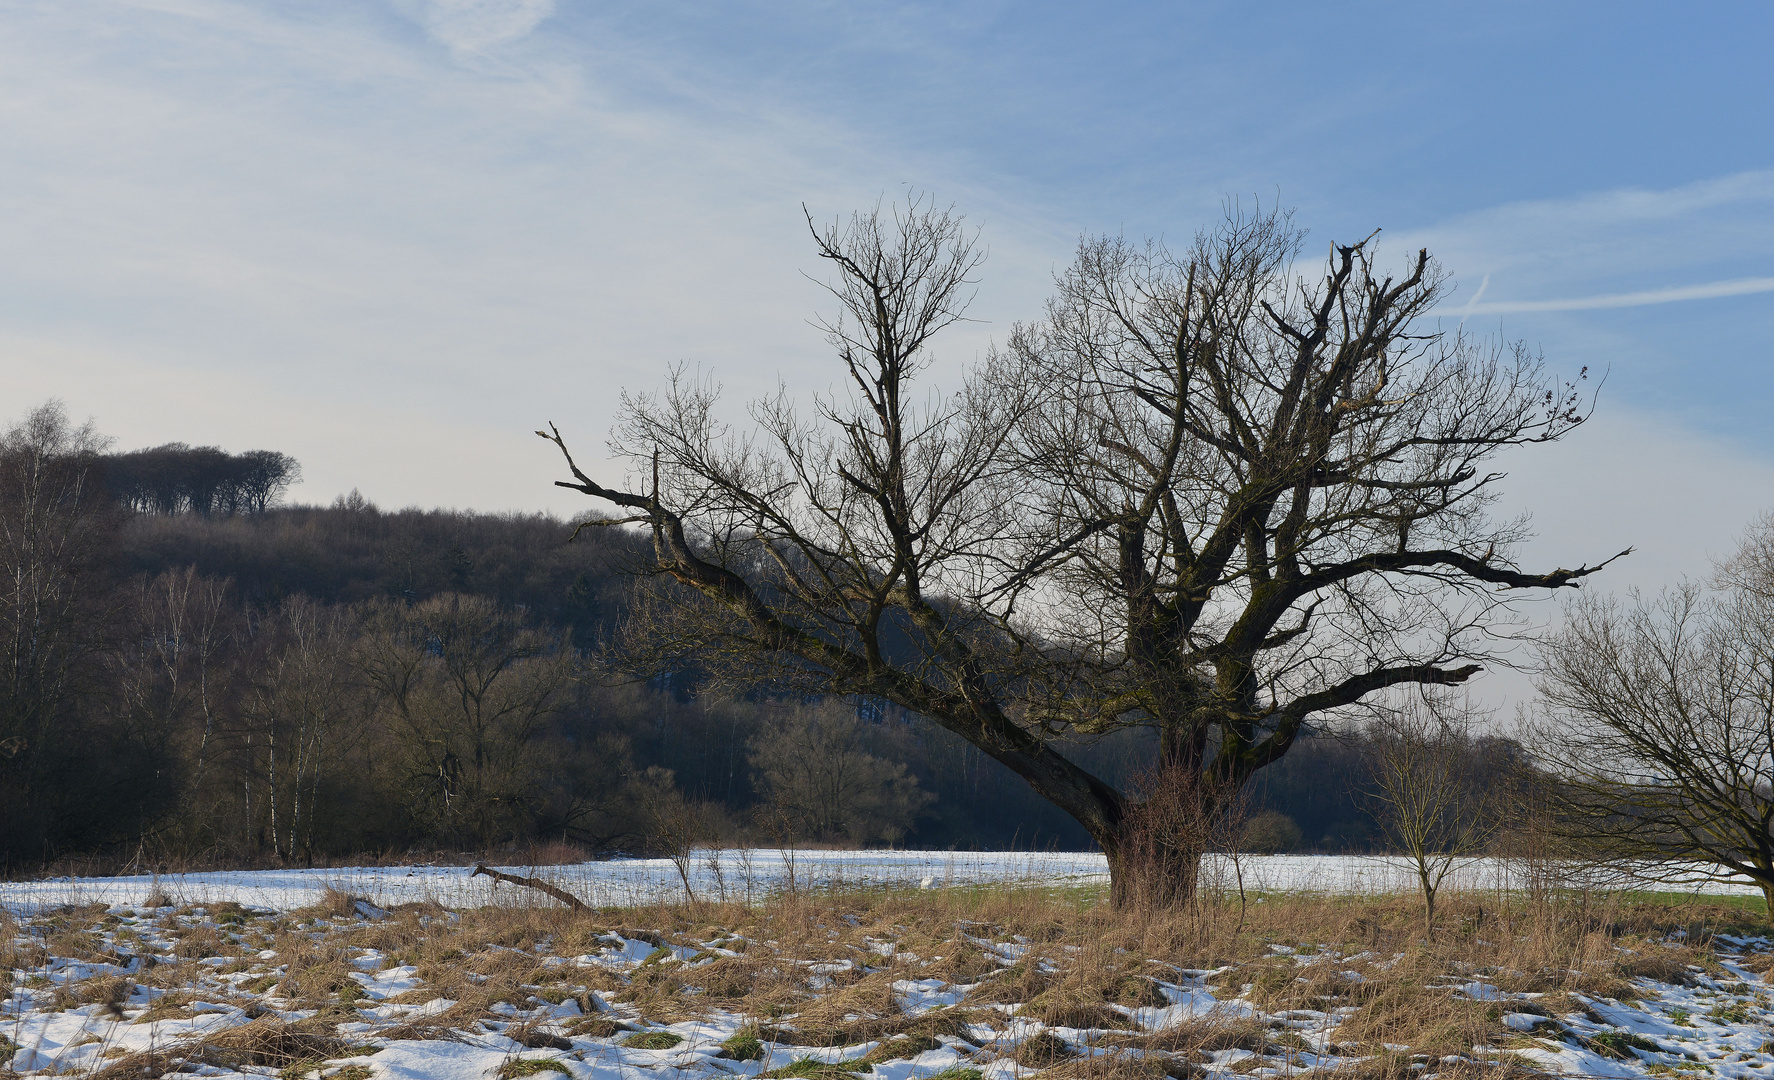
[{"left": 1242, "top": 811, "right": 1304, "bottom": 855}]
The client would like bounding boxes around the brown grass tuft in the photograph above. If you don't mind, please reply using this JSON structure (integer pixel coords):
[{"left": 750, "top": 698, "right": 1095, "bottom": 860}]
[
  {"left": 1017, "top": 984, "right": 1137, "bottom": 1030},
  {"left": 966, "top": 957, "right": 1055, "bottom": 1005},
  {"left": 1014, "top": 1029, "right": 1075, "bottom": 1067},
  {"left": 89, "top": 1017, "right": 350, "bottom": 1078}
]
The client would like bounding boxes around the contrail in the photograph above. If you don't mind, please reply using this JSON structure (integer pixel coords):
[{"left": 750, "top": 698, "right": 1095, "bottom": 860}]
[
  {"left": 1457, "top": 275, "right": 1774, "bottom": 315},
  {"left": 1456, "top": 273, "right": 1490, "bottom": 325}
]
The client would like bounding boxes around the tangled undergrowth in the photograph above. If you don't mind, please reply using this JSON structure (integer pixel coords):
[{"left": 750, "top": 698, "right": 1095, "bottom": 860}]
[{"left": 3, "top": 883, "right": 1771, "bottom": 1078}]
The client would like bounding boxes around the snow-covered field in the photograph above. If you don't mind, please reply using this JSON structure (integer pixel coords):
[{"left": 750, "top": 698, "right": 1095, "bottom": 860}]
[
  {"left": 2, "top": 850, "right": 1761, "bottom": 916},
  {"left": 4, "top": 883, "right": 1773, "bottom": 1079}
]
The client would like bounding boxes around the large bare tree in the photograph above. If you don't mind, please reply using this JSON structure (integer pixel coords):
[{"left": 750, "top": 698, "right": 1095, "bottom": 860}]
[{"left": 543, "top": 198, "right": 1620, "bottom": 904}]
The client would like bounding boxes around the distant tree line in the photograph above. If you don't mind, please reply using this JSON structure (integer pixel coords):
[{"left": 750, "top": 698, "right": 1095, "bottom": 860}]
[
  {"left": 0, "top": 402, "right": 1164, "bottom": 869},
  {"left": 105, "top": 443, "right": 300, "bottom": 517},
  {"left": 0, "top": 400, "right": 1528, "bottom": 872}
]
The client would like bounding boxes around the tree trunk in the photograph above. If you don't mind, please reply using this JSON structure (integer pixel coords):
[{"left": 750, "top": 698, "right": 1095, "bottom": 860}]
[
  {"left": 1107, "top": 839, "right": 1203, "bottom": 911},
  {"left": 1104, "top": 755, "right": 1223, "bottom": 910}
]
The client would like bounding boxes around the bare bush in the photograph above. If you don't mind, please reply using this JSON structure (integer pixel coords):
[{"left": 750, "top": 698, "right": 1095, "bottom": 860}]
[
  {"left": 1531, "top": 513, "right": 1774, "bottom": 913},
  {"left": 633, "top": 766, "right": 708, "bottom": 903},
  {"left": 1365, "top": 696, "right": 1503, "bottom": 929}
]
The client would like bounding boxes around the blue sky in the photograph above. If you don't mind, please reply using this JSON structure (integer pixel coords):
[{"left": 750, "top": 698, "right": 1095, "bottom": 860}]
[{"left": 4, "top": 0, "right": 1773, "bottom": 613}]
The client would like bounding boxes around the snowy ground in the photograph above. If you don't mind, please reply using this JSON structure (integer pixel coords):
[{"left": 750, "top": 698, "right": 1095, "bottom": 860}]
[
  {"left": 2, "top": 851, "right": 1761, "bottom": 916},
  {"left": 4, "top": 892, "right": 1773, "bottom": 1079}
]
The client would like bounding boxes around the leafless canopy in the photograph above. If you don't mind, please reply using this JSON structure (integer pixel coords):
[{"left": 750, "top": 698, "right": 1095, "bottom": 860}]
[
  {"left": 1365, "top": 696, "right": 1504, "bottom": 928},
  {"left": 543, "top": 197, "right": 1621, "bottom": 902},
  {"left": 1531, "top": 515, "right": 1774, "bottom": 911}
]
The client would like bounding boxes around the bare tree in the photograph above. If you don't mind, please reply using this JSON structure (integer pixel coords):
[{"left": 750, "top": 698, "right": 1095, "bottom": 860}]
[
  {"left": 1531, "top": 515, "right": 1774, "bottom": 914},
  {"left": 234, "top": 450, "right": 301, "bottom": 514},
  {"left": 747, "top": 704, "right": 933, "bottom": 844},
  {"left": 1117, "top": 762, "right": 1249, "bottom": 911},
  {"left": 0, "top": 402, "right": 123, "bottom": 853},
  {"left": 1365, "top": 697, "right": 1502, "bottom": 929},
  {"left": 361, "top": 594, "right": 576, "bottom": 849},
  {"left": 246, "top": 596, "right": 360, "bottom": 863},
  {"left": 111, "top": 568, "right": 239, "bottom": 846},
  {"left": 542, "top": 198, "right": 1620, "bottom": 905},
  {"left": 633, "top": 766, "right": 705, "bottom": 903}
]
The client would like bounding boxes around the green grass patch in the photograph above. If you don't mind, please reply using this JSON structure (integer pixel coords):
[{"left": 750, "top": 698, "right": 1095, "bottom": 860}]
[
  {"left": 621, "top": 1031, "right": 684, "bottom": 1050},
  {"left": 854, "top": 1034, "right": 941, "bottom": 1066},
  {"left": 1013, "top": 1031, "right": 1073, "bottom": 1068},
  {"left": 720, "top": 1028, "right": 765, "bottom": 1061},
  {"left": 497, "top": 1060, "right": 571, "bottom": 1078},
  {"left": 759, "top": 1058, "right": 866, "bottom": 1079},
  {"left": 1586, "top": 1030, "right": 1660, "bottom": 1059}
]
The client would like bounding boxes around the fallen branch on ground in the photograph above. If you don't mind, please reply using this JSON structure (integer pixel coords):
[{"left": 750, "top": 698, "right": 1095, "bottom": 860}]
[{"left": 471, "top": 864, "right": 589, "bottom": 910}]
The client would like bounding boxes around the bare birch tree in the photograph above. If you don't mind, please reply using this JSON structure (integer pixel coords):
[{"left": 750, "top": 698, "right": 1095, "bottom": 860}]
[
  {"left": 112, "top": 568, "right": 238, "bottom": 845},
  {"left": 0, "top": 402, "right": 124, "bottom": 853},
  {"left": 248, "top": 596, "right": 359, "bottom": 864},
  {"left": 542, "top": 198, "right": 1621, "bottom": 905}
]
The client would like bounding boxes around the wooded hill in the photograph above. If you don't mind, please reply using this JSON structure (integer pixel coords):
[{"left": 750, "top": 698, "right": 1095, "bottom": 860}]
[{"left": 0, "top": 407, "right": 1516, "bottom": 867}]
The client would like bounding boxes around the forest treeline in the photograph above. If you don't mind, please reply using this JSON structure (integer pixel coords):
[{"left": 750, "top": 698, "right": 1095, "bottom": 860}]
[
  {"left": 0, "top": 403, "right": 1515, "bottom": 869},
  {"left": 106, "top": 443, "right": 301, "bottom": 517}
]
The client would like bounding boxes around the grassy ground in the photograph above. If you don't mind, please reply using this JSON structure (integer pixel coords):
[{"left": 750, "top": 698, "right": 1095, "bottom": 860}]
[{"left": 3, "top": 881, "right": 1770, "bottom": 1078}]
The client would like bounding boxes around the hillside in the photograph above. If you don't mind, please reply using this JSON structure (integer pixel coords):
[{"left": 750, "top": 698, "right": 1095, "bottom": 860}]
[{"left": 0, "top": 421, "right": 1500, "bottom": 868}]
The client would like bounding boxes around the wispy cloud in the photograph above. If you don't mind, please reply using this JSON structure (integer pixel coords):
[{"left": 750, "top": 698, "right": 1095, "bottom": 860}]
[
  {"left": 1457, "top": 275, "right": 1774, "bottom": 315},
  {"left": 2, "top": 2, "right": 1770, "bottom": 534},
  {"left": 1455, "top": 273, "right": 1489, "bottom": 322},
  {"left": 1398, "top": 170, "right": 1774, "bottom": 294},
  {"left": 0, "top": 1, "right": 1056, "bottom": 514},
  {"left": 1392, "top": 171, "right": 1774, "bottom": 449},
  {"left": 395, "top": 0, "right": 555, "bottom": 53}
]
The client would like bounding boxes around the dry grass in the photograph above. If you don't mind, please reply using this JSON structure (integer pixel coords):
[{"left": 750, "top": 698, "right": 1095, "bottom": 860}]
[
  {"left": 81, "top": 1016, "right": 353, "bottom": 1079},
  {"left": 5, "top": 876, "right": 1767, "bottom": 1080}
]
